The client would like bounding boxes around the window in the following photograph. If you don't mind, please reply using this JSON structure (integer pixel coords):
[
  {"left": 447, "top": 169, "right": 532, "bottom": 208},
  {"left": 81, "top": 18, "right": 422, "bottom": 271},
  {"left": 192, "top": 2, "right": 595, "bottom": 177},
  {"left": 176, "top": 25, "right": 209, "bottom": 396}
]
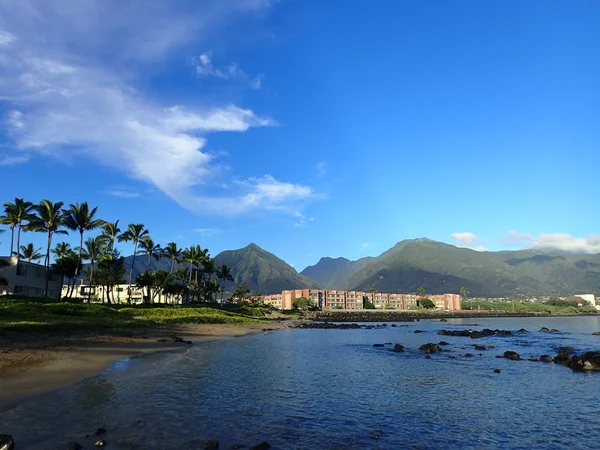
[
  {"left": 16, "top": 264, "right": 27, "bottom": 277},
  {"left": 116, "top": 287, "right": 124, "bottom": 292}
]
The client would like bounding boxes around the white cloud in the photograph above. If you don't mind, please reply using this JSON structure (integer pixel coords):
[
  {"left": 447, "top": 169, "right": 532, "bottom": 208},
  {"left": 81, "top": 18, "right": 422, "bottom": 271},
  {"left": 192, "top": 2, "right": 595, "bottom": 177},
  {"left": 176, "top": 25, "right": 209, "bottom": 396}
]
[
  {"left": 194, "top": 228, "right": 222, "bottom": 236},
  {"left": 103, "top": 190, "right": 140, "bottom": 199},
  {"left": 0, "top": 1, "right": 317, "bottom": 218},
  {"left": 195, "top": 51, "right": 263, "bottom": 90},
  {"left": 450, "top": 232, "right": 484, "bottom": 249},
  {"left": 473, "top": 246, "right": 488, "bottom": 252},
  {"left": 502, "top": 230, "right": 533, "bottom": 246},
  {"left": 529, "top": 233, "right": 600, "bottom": 253},
  {"left": 316, "top": 161, "right": 326, "bottom": 177},
  {"left": 358, "top": 242, "right": 369, "bottom": 252},
  {"left": 0, "top": 154, "right": 29, "bottom": 166}
]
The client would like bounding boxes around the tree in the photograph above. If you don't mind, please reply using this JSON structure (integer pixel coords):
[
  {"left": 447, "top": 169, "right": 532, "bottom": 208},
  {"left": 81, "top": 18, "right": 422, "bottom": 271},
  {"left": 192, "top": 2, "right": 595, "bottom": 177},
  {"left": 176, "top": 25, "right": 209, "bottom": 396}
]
[
  {"left": 63, "top": 202, "right": 104, "bottom": 289},
  {"left": 80, "top": 236, "right": 106, "bottom": 302},
  {"left": 99, "top": 220, "right": 121, "bottom": 252},
  {"left": 420, "top": 298, "right": 436, "bottom": 309},
  {"left": 30, "top": 200, "right": 68, "bottom": 298},
  {"left": 206, "top": 278, "right": 221, "bottom": 303},
  {"left": 164, "top": 242, "right": 182, "bottom": 274},
  {"left": 139, "top": 236, "right": 162, "bottom": 272},
  {"left": 94, "top": 251, "right": 126, "bottom": 304},
  {"left": 52, "top": 251, "right": 81, "bottom": 300},
  {"left": 417, "top": 287, "right": 426, "bottom": 298},
  {"left": 292, "top": 296, "right": 314, "bottom": 311},
  {"left": 232, "top": 282, "right": 250, "bottom": 303},
  {"left": 1, "top": 198, "right": 35, "bottom": 259},
  {"left": 216, "top": 264, "right": 234, "bottom": 305},
  {"left": 460, "top": 286, "right": 469, "bottom": 301},
  {"left": 118, "top": 223, "right": 149, "bottom": 303},
  {"left": 182, "top": 245, "right": 200, "bottom": 285},
  {"left": 19, "top": 243, "right": 44, "bottom": 263}
]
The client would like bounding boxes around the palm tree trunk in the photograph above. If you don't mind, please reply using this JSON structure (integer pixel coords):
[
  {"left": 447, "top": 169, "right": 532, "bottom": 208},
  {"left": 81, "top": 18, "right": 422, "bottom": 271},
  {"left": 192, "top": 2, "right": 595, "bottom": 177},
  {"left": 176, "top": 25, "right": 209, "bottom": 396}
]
[
  {"left": 9, "top": 226, "right": 14, "bottom": 257},
  {"left": 128, "top": 242, "right": 137, "bottom": 304},
  {"left": 16, "top": 225, "right": 22, "bottom": 261},
  {"left": 170, "top": 258, "right": 174, "bottom": 274},
  {"left": 147, "top": 255, "right": 151, "bottom": 272},
  {"left": 88, "top": 261, "right": 94, "bottom": 303},
  {"left": 74, "top": 232, "right": 83, "bottom": 278},
  {"left": 44, "top": 232, "right": 52, "bottom": 298},
  {"left": 220, "top": 280, "right": 225, "bottom": 305}
]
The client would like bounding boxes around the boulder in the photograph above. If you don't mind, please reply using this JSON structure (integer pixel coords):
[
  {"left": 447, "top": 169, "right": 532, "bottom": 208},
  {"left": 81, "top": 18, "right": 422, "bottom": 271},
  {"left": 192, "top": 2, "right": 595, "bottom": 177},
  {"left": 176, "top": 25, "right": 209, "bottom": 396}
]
[
  {"left": 419, "top": 343, "right": 440, "bottom": 354},
  {"left": 550, "top": 329, "right": 560, "bottom": 333},
  {"left": 0, "top": 435, "right": 14, "bottom": 450},
  {"left": 539, "top": 355, "right": 554, "bottom": 363},
  {"left": 205, "top": 440, "right": 219, "bottom": 449},
  {"left": 438, "top": 341, "right": 449, "bottom": 346},
  {"left": 464, "top": 353, "right": 474, "bottom": 357},
  {"left": 424, "top": 355, "right": 432, "bottom": 359},
  {"left": 517, "top": 328, "right": 529, "bottom": 333},
  {"left": 414, "top": 330, "right": 425, "bottom": 333},
  {"left": 391, "top": 324, "right": 397, "bottom": 327},
  {"left": 493, "top": 369, "right": 501, "bottom": 373},
  {"left": 592, "top": 331, "right": 600, "bottom": 335},
  {"left": 555, "top": 347, "right": 575, "bottom": 365},
  {"left": 440, "top": 318, "right": 448, "bottom": 322},
  {"left": 569, "top": 352, "right": 600, "bottom": 371},
  {"left": 372, "top": 344, "right": 385, "bottom": 348},
  {"left": 250, "top": 442, "right": 272, "bottom": 450},
  {"left": 393, "top": 344, "right": 405, "bottom": 353},
  {"left": 539, "top": 327, "right": 550, "bottom": 333},
  {"left": 474, "top": 345, "right": 486, "bottom": 351},
  {"left": 503, "top": 351, "right": 521, "bottom": 361}
]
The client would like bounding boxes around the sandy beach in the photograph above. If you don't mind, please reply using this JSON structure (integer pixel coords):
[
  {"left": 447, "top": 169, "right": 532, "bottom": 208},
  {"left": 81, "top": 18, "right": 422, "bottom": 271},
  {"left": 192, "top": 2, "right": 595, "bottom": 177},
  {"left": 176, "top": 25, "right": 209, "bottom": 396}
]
[{"left": 0, "top": 323, "right": 282, "bottom": 405}]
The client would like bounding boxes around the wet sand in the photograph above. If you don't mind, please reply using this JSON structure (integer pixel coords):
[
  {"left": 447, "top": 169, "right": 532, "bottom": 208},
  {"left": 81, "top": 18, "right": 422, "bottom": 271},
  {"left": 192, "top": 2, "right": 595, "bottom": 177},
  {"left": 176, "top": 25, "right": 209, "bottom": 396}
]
[{"left": 0, "top": 323, "right": 282, "bottom": 404}]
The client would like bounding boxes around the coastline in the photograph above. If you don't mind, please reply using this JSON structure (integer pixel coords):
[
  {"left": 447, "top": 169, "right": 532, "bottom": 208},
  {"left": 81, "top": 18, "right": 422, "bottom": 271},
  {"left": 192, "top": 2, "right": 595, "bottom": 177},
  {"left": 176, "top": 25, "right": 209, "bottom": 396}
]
[{"left": 0, "top": 323, "right": 282, "bottom": 405}]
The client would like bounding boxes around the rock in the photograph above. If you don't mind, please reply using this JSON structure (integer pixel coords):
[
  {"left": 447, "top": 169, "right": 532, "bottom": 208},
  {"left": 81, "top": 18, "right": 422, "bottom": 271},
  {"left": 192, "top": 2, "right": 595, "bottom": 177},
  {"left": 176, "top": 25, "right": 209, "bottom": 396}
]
[
  {"left": 539, "top": 327, "right": 550, "bottom": 333},
  {"left": 67, "top": 442, "right": 83, "bottom": 450},
  {"left": 94, "top": 440, "right": 106, "bottom": 447},
  {"left": 156, "top": 338, "right": 168, "bottom": 342},
  {"left": 391, "top": 324, "right": 397, "bottom": 327},
  {"left": 503, "top": 351, "right": 521, "bottom": 361},
  {"left": 592, "top": 331, "right": 600, "bottom": 335},
  {"left": 393, "top": 344, "right": 405, "bottom": 353},
  {"left": 557, "top": 347, "right": 575, "bottom": 357},
  {"left": 384, "top": 342, "right": 393, "bottom": 345},
  {"left": 448, "top": 355, "right": 456, "bottom": 359},
  {"left": 0, "top": 435, "right": 14, "bottom": 450},
  {"left": 569, "top": 352, "right": 600, "bottom": 371},
  {"left": 550, "top": 329, "right": 560, "bottom": 333},
  {"left": 205, "top": 440, "right": 219, "bottom": 449},
  {"left": 419, "top": 343, "right": 441, "bottom": 354},
  {"left": 517, "top": 328, "right": 529, "bottom": 333},
  {"left": 438, "top": 341, "right": 449, "bottom": 346},
  {"left": 414, "top": 330, "right": 425, "bottom": 333},
  {"left": 493, "top": 369, "right": 501, "bottom": 373},
  {"left": 474, "top": 345, "right": 486, "bottom": 351},
  {"left": 93, "top": 428, "right": 106, "bottom": 437},
  {"left": 424, "top": 355, "right": 432, "bottom": 359},
  {"left": 186, "top": 340, "right": 193, "bottom": 344},
  {"left": 488, "top": 345, "right": 495, "bottom": 349},
  {"left": 440, "top": 318, "right": 448, "bottom": 322},
  {"left": 528, "top": 358, "right": 539, "bottom": 362},
  {"left": 464, "top": 353, "right": 474, "bottom": 357},
  {"left": 539, "top": 355, "right": 554, "bottom": 363},
  {"left": 495, "top": 355, "right": 503, "bottom": 358},
  {"left": 373, "top": 344, "right": 385, "bottom": 347},
  {"left": 250, "top": 442, "right": 272, "bottom": 450},
  {"left": 555, "top": 347, "right": 575, "bottom": 365},
  {"left": 470, "top": 330, "right": 485, "bottom": 339}
]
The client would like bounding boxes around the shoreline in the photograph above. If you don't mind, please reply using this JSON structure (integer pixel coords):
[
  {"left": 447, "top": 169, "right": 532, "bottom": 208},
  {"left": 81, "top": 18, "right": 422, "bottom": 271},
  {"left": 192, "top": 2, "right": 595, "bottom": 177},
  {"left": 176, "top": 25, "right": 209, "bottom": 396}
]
[{"left": 0, "top": 323, "right": 283, "bottom": 405}]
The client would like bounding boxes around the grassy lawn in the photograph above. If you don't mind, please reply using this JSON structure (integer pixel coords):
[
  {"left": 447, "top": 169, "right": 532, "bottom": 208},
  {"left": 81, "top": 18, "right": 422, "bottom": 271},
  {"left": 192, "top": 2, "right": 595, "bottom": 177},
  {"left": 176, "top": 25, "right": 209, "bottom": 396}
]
[
  {"left": 0, "top": 296, "right": 269, "bottom": 335},
  {"left": 462, "top": 300, "right": 597, "bottom": 315}
]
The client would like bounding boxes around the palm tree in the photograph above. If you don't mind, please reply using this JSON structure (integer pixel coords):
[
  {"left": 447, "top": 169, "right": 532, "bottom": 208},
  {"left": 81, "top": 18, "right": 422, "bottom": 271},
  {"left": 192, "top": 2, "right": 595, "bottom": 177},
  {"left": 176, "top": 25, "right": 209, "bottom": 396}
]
[
  {"left": 118, "top": 223, "right": 149, "bottom": 303},
  {"left": 139, "top": 236, "right": 162, "bottom": 272},
  {"left": 460, "top": 286, "right": 469, "bottom": 301},
  {"left": 215, "top": 264, "right": 234, "bottom": 305},
  {"left": 164, "top": 242, "right": 182, "bottom": 274},
  {"left": 80, "top": 236, "right": 106, "bottom": 302},
  {"left": 182, "top": 245, "right": 200, "bottom": 285},
  {"left": 19, "top": 243, "right": 44, "bottom": 263},
  {"left": 29, "top": 200, "right": 68, "bottom": 298},
  {"left": 52, "top": 241, "right": 73, "bottom": 296},
  {"left": 1, "top": 198, "right": 35, "bottom": 259},
  {"left": 63, "top": 202, "right": 104, "bottom": 289},
  {"left": 99, "top": 220, "right": 121, "bottom": 252}
]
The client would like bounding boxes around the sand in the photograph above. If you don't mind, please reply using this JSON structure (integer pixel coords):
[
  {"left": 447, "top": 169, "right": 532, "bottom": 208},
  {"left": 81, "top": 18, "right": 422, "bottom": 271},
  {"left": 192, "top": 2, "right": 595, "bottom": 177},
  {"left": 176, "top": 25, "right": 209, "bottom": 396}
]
[{"left": 0, "top": 323, "right": 283, "bottom": 405}]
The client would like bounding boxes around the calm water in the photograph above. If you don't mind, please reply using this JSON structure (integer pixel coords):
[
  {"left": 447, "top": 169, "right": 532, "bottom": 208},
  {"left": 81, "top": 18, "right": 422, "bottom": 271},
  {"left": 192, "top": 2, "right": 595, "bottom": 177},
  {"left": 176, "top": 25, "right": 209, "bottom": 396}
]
[{"left": 2, "top": 316, "right": 600, "bottom": 449}]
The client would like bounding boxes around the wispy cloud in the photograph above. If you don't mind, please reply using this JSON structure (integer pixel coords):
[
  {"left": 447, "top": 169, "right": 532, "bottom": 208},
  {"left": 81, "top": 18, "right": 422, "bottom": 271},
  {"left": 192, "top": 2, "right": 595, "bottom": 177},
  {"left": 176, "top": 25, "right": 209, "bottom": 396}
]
[
  {"left": 315, "top": 161, "right": 327, "bottom": 177},
  {"left": 195, "top": 51, "right": 262, "bottom": 90},
  {"left": 0, "top": 154, "right": 29, "bottom": 166},
  {"left": 450, "top": 232, "right": 487, "bottom": 251},
  {"left": 503, "top": 231, "right": 600, "bottom": 253},
  {"left": 103, "top": 190, "right": 141, "bottom": 199},
  {"left": 0, "top": 0, "right": 318, "bottom": 219},
  {"left": 194, "top": 228, "right": 222, "bottom": 236}
]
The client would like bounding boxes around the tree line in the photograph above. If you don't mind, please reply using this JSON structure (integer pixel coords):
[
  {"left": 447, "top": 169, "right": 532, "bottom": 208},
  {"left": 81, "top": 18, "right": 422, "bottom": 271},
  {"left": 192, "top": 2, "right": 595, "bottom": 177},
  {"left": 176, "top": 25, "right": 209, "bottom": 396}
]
[{"left": 0, "top": 197, "right": 236, "bottom": 305}]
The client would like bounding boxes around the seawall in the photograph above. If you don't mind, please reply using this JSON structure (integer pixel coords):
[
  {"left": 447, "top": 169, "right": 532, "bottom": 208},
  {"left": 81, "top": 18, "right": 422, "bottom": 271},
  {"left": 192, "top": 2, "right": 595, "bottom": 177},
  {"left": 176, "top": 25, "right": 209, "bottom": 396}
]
[{"left": 303, "top": 310, "right": 563, "bottom": 322}]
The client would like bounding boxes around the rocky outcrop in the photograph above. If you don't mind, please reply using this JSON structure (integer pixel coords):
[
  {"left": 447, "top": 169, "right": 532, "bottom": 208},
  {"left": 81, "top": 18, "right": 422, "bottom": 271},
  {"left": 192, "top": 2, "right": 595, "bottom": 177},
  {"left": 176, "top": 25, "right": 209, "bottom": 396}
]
[
  {"left": 373, "top": 344, "right": 385, "bottom": 347},
  {"left": 0, "top": 435, "right": 14, "bottom": 450},
  {"left": 437, "top": 329, "right": 513, "bottom": 339},
  {"left": 419, "top": 343, "right": 440, "bottom": 354},
  {"left": 474, "top": 345, "right": 486, "bottom": 351},
  {"left": 503, "top": 351, "right": 521, "bottom": 360},
  {"left": 539, "top": 355, "right": 554, "bottom": 363},
  {"left": 393, "top": 344, "right": 405, "bottom": 353},
  {"left": 566, "top": 352, "right": 600, "bottom": 371}
]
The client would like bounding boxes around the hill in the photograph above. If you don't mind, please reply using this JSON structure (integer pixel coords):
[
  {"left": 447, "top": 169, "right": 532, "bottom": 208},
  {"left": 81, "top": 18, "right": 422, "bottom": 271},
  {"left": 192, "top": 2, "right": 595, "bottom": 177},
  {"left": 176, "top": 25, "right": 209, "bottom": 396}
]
[
  {"left": 300, "top": 256, "right": 373, "bottom": 289},
  {"left": 302, "top": 238, "right": 600, "bottom": 297}
]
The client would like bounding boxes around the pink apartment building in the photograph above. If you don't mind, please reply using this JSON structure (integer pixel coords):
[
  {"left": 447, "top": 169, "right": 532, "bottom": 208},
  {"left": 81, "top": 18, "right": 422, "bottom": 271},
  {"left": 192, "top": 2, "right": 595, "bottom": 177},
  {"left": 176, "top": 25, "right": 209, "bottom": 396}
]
[{"left": 261, "top": 289, "right": 462, "bottom": 311}]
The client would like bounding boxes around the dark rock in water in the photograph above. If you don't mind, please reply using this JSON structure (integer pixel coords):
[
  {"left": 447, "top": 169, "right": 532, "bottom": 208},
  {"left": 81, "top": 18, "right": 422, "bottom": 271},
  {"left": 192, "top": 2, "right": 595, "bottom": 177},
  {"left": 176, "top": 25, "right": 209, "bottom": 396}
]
[
  {"left": 494, "top": 369, "right": 501, "bottom": 373},
  {"left": 539, "top": 327, "right": 550, "bottom": 333},
  {"left": 205, "top": 440, "right": 219, "bottom": 449},
  {"left": 94, "top": 440, "right": 106, "bottom": 447},
  {"left": 67, "top": 442, "right": 83, "bottom": 450},
  {"left": 424, "top": 355, "right": 432, "bottom": 359},
  {"left": 555, "top": 347, "right": 575, "bottom": 365},
  {"left": 569, "top": 352, "right": 600, "bottom": 371},
  {"left": 488, "top": 345, "right": 495, "bottom": 349},
  {"left": 0, "top": 434, "right": 14, "bottom": 450},
  {"left": 384, "top": 342, "right": 393, "bottom": 345},
  {"left": 93, "top": 428, "right": 106, "bottom": 437},
  {"left": 391, "top": 324, "right": 397, "bottom": 327},
  {"left": 156, "top": 338, "right": 168, "bottom": 342},
  {"left": 393, "top": 344, "right": 405, "bottom": 353},
  {"left": 186, "top": 340, "right": 193, "bottom": 344},
  {"left": 464, "top": 353, "right": 474, "bottom": 357},
  {"left": 557, "top": 347, "right": 575, "bottom": 357},
  {"left": 474, "top": 345, "right": 486, "bottom": 351},
  {"left": 448, "top": 355, "right": 456, "bottom": 359},
  {"left": 517, "top": 328, "right": 529, "bottom": 333},
  {"left": 419, "top": 343, "right": 440, "bottom": 354},
  {"left": 438, "top": 341, "right": 449, "bottom": 346},
  {"left": 540, "top": 355, "right": 554, "bottom": 363},
  {"left": 592, "top": 331, "right": 600, "bottom": 335},
  {"left": 414, "top": 330, "right": 425, "bottom": 333},
  {"left": 251, "top": 442, "right": 272, "bottom": 450},
  {"left": 550, "top": 329, "right": 560, "bottom": 333},
  {"left": 495, "top": 355, "right": 503, "bottom": 358},
  {"left": 503, "top": 351, "right": 521, "bottom": 361},
  {"left": 440, "top": 318, "right": 448, "bottom": 322},
  {"left": 373, "top": 344, "right": 385, "bottom": 347}
]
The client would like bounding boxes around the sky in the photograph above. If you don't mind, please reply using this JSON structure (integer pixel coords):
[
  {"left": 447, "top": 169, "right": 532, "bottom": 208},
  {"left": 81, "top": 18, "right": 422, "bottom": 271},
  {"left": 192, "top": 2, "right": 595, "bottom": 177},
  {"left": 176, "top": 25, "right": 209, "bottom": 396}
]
[{"left": 0, "top": 0, "right": 598, "bottom": 271}]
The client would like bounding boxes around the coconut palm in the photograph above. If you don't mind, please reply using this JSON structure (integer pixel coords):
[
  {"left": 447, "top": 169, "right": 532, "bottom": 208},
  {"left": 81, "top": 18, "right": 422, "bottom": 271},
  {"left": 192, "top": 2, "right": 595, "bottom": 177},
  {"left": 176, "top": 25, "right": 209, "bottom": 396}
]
[
  {"left": 63, "top": 202, "right": 105, "bottom": 288},
  {"left": 118, "top": 223, "right": 149, "bottom": 303},
  {"left": 1, "top": 198, "right": 35, "bottom": 259},
  {"left": 52, "top": 242, "right": 72, "bottom": 260},
  {"left": 181, "top": 245, "right": 201, "bottom": 285},
  {"left": 460, "top": 286, "right": 469, "bottom": 301},
  {"left": 19, "top": 243, "right": 44, "bottom": 263},
  {"left": 164, "top": 242, "right": 182, "bottom": 274},
  {"left": 215, "top": 264, "right": 234, "bottom": 305},
  {"left": 80, "top": 236, "right": 106, "bottom": 301},
  {"left": 29, "top": 200, "right": 68, "bottom": 298},
  {"left": 99, "top": 220, "right": 121, "bottom": 251},
  {"left": 139, "top": 236, "right": 162, "bottom": 272}
]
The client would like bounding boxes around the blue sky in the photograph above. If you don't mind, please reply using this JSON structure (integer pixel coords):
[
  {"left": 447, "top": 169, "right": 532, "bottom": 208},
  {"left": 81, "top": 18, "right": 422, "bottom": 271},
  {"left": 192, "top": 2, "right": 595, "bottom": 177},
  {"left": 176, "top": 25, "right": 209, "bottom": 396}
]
[{"left": 0, "top": 0, "right": 598, "bottom": 270}]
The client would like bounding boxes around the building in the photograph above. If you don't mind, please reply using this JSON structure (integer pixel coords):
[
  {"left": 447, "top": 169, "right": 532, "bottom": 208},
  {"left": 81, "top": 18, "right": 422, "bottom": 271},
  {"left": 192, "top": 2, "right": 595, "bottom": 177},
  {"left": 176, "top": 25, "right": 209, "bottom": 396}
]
[
  {"left": 62, "top": 282, "right": 181, "bottom": 304},
  {"left": 261, "top": 288, "right": 462, "bottom": 311},
  {"left": 0, "top": 256, "right": 62, "bottom": 300},
  {"left": 574, "top": 294, "right": 598, "bottom": 310}
]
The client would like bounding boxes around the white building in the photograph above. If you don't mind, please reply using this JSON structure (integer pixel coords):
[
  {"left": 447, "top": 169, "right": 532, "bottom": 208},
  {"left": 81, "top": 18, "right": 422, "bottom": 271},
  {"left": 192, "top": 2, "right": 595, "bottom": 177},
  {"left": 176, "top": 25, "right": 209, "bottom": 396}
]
[
  {"left": 63, "top": 282, "right": 181, "bottom": 304},
  {"left": 0, "top": 256, "right": 62, "bottom": 300},
  {"left": 575, "top": 294, "right": 598, "bottom": 310}
]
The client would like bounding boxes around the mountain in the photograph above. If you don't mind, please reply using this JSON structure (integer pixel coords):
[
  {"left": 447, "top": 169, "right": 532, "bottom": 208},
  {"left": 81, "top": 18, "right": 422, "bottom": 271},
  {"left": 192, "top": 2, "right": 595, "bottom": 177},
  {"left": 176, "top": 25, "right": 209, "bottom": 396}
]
[
  {"left": 300, "top": 256, "right": 373, "bottom": 289},
  {"left": 301, "top": 238, "right": 600, "bottom": 297},
  {"left": 213, "top": 243, "right": 319, "bottom": 294}
]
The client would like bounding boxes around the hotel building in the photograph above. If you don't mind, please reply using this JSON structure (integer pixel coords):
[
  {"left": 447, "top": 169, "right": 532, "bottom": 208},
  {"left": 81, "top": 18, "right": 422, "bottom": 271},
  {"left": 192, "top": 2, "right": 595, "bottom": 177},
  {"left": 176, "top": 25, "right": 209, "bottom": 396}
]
[
  {"left": 261, "top": 289, "right": 462, "bottom": 311},
  {"left": 0, "top": 256, "right": 62, "bottom": 300}
]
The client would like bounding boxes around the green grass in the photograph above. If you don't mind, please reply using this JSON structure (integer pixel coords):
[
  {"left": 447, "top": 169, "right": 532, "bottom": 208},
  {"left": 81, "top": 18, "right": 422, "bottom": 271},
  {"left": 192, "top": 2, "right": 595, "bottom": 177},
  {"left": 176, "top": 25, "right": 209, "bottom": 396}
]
[
  {"left": 0, "top": 296, "right": 268, "bottom": 335},
  {"left": 462, "top": 300, "right": 597, "bottom": 315}
]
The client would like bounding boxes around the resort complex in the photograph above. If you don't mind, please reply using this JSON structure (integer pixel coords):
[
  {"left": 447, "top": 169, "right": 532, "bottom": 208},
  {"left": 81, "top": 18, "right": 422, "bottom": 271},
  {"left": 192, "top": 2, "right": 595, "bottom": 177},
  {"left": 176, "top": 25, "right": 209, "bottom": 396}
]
[{"left": 261, "top": 289, "right": 463, "bottom": 311}]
